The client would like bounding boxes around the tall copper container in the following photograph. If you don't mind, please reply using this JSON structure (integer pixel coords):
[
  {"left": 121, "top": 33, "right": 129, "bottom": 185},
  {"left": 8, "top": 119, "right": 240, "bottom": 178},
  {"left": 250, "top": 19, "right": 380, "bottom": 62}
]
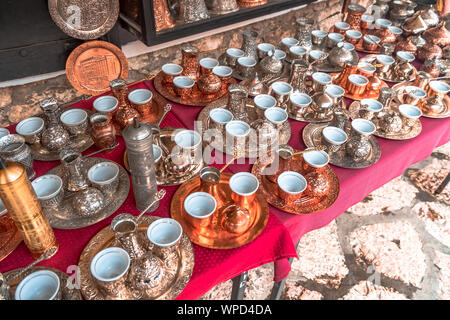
[{"left": 0, "top": 159, "right": 58, "bottom": 259}]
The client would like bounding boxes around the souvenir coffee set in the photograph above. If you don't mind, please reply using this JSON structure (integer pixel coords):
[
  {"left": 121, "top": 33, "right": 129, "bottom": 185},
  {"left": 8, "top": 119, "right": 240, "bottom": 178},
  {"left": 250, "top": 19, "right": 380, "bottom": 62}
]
[{"left": 1, "top": 1, "right": 449, "bottom": 300}]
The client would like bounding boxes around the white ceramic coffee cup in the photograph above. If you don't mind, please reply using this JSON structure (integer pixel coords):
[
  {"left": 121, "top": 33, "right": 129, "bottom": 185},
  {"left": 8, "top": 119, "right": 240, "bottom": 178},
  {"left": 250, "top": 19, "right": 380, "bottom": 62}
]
[
  {"left": 396, "top": 51, "right": 415, "bottom": 63},
  {"left": 274, "top": 49, "right": 287, "bottom": 60},
  {"left": 388, "top": 26, "right": 403, "bottom": 36},
  {"left": 312, "top": 30, "right": 328, "bottom": 44},
  {"left": 360, "top": 98, "right": 383, "bottom": 112},
  {"left": 32, "top": 174, "right": 63, "bottom": 204},
  {"left": 325, "top": 84, "right": 345, "bottom": 100},
  {"left": 173, "top": 76, "right": 195, "bottom": 89},
  {"left": 226, "top": 48, "right": 245, "bottom": 58},
  {"left": 257, "top": 43, "right": 276, "bottom": 58},
  {"left": 281, "top": 37, "right": 299, "bottom": 48},
  {"left": 90, "top": 247, "right": 130, "bottom": 284},
  {"left": 212, "top": 65, "right": 233, "bottom": 78},
  {"left": 93, "top": 96, "right": 119, "bottom": 114},
  {"left": 87, "top": 161, "right": 120, "bottom": 197},
  {"left": 229, "top": 172, "right": 259, "bottom": 197},
  {"left": 60, "top": 108, "right": 87, "bottom": 126},
  {"left": 210, "top": 108, "right": 234, "bottom": 125},
  {"left": 399, "top": 104, "right": 423, "bottom": 120},
  {"left": 16, "top": 117, "right": 44, "bottom": 144},
  {"left": 345, "top": 29, "right": 362, "bottom": 40},
  {"left": 376, "top": 54, "right": 395, "bottom": 66},
  {"left": 309, "top": 49, "right": 326, "bottom": 62},
  {"left": 264, "top": 107, "right": 288, "bottom": 127},
  {"left": 335, "top": 21, "right": 350, "bottom": 32},
  {"left": 290, "top": 92, "right": 312, "bottom": 106},
  {"left": 15, "top": 270, "right": 61, "bottom": 300},
  {"left": 351, "top": 118, "right": 376, "bottom": 136},
  {"left": 162, "top": 63, "right": 183, "bottom": 76},
  {"left": 289, "top": 46, "right": 307, "bottom": 59},
  {"left": 237, "top": 56, "right": 257, "bottom": 68},
  {"left": 174, "top": 130, "right": 202, "bottom": 149},
  {"left": 277, "top": 171, "right": 307, "bottom": 195},
  {"left": 348, "top": 74, "right": 369, "bottom": 87},
  {"left": 302, "top": 150, "right": 330, "bottom": 168},
  {"left": 322, "top": 126, "right": 348, "bottom": 146},
  {"left": 200, "top": 57, "right": 219, "bottom": 71},
  {"left": 363, "top": 34, "right": 381, "bottom": 45},
  {"left": 225, "top": 120, "right": 251, "bottom": 138},
  {"left": 327, "top": 32, "right": 345, "bottom": 47},
  {"left": 254, "top": 94, "right": 277, "bottom": 112},
  {"left": 429, "top": 80, "right": 450, "bottom": 95},
  {"left": 184, "top": 192, "right": 217, "bottom": 219},
  {"left": 271, "top": 81, "right": 293, "bottom": 96},
  {"left": 375, "top": 18, "right": 392, "bottom": 29},
  {"left": 147, "top": 218, "right": 183, "bottom": 248},
  {"left": 128, "top": 89, "right": 153, "bottom": 105}
]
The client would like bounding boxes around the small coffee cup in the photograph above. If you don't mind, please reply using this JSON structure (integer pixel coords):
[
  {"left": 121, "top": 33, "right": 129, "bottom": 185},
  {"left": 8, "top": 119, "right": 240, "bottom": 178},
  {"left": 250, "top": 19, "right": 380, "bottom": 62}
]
[
  {"left": 173, "top": 76, "right": 195, "bottom": 99},
  {"left": 32, "top": 174, "right": 64, "bottom": 209},
  {"left": 225, "top": 48, "right": 245, "bottom": 67},
  {"left": 213, "top": 66, "right": 233, "bottom": 90},
  {"left": 345, "top": 30, "right": 362, "bottom": 45},
  {"left": 362, "top": 35, "right": 381, "bottom": 51},
  {"left": 361, "top": 14, "right": 374, "bottom": 30},
  {"left": 93, "top": 96, "right": 119, "bottom": 115},
  {"left": 279, "top": 38, "right": 299, "bottom": 52},
  {"left": 289, "top": 46, "right": 307, "bottom": 61},
  {"left": 396, "top": 51, "right": 415, "bottom": 64},
  {"left": 388, "top": 26, "right": 403, "bottom": 38},
  {"left": 162, "top": 63, "right": 183, "bottom": 85},
  {"left": 184, "top": 192, "right": 216, "bottom": 227},
  {"left": 321, "top": 126, "right": 348, "bottom": 153},
  {"left": 359, "top": 98, "right": 383, "bottom": 120},
  {"left": 15, "top": 270, "right": 61, "bottom": 300},
  {"left": 128, "top": 89, "right": 153, "bottom": 118},
  {"left": 277, "top": 171, "right": 307, "bottom": 203},
  {"left": 209, "top": 108, "right": 234, "bottom": 132},
  {"left": 375, "top": 18, "right": 392, "bottom": 29},
  {"left": 171, "top": 129, "right": 202, "bottom": 169},
  {"left": 324, "top": 84, "right": 345, "bottom": 106},
  {"left": 254, "top": 94, "right": 277, "bottom": 117},
  {"left": 326, "top": 33, "right": 345, "bottom": 49},
  {"left": 375, "top": 54, "right": 395, "bottom": 74},
  {"left": 308, "top": 50, "right": 326, "bottom": 64},
  {"left": 334, "top": 21, "right": 350, "bottom": 35},
  {"left": 403, "top": 86, "right": 427, "bottom": 106},
  {"left": 289, "top": 92, "right": 312, "bottom": 118},
  {"left": 257, "top": 43, "right": 276, "bottom": 59},
  {"left": 302, "top": 150, "right": 330, "bottom": 174},
  {"left": 270, "top": 81, "right": 293, "bottom": 108},
  {"left": 427, "top": 80, "right": 450, "bottom": 99},
  {"left": 147, "top": 218, "right": 183, "bottom": 248},
  {"left": 225, "top": 120, "right": 250, "bottom": 155},
  {"left": 16, "top": 117, "right": 44, "bottom": 145},
  {"left": 237, "top": 57, "right": 257, "bottom": 78},
  {"left": 90, "top": 247, "right": 130, "bottom": 299},
  {"left": 312, "top": 72, "right": 332, "bottom": 93},
  {"left": 350, "top": 118, "right": 376, "bottom": 138},
  {"left": 398, "top": 104, "right": 422, "bottom": 129},
  {"left": 311, "top": 30, "right": 328, "bottom": 46},
  {"left": 229, "top": 172, "right": 259, "bottom": 209},
  {"left": 274, "top": 49, "right": 287, "bottom": 61},
  {"left": 199, "top": 58, "right": 219, "bottom": 75},
  {"left": 60, "top": 108, "right": 88, "bottom": 136},
  {"left": 264, "top": 107, "right": 288, "bottom": 130},
  {"left": 87, "top": 161, "right": 120, "bottom": 198},
  {"left": 152, "top": 144, "right": 163, "bottom": 165},
  {"left": 347, "top": 74, "right": 369, "bottom": 96}
]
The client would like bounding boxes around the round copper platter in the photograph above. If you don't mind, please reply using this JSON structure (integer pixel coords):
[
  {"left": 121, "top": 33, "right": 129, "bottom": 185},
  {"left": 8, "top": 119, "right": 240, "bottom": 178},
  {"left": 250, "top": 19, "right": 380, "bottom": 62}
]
[
  {"left": 66, "top": 41, "right": 129, "bottom": 95},
  {"left": 45, "top": 157, "right": 130, "bottom": 229},
  {"left": 302, "top": 122, "right": 382, "bottom": 169},
  {"left": 251, "top": 152, "right": 340, "bottom": 214},
  {"left": 4, "top": 266, "right": 82, "bottom": 300},
  {"left": 78, "top": 216, "right": 194, "bottom": 300},
  {"left": 0, "top": 214, "right": 22, "bottom": 263},
  {"left": 123, "top": 127, "right": 204, "bottom": 186},
  {"left": 153, "top": 71, "right": 235, "bottom": 107},
  {"left": 391, "top": 82, "right": 450, "bottom": 119},
  {"left": 348, "top": 101, "right": 423, "bottom": 140},
  {"left": 170, "top": 173, "right": 269, "bottom": 249},
  {"left": 48, "top": 0, "right": 120, "bottom": 40}
]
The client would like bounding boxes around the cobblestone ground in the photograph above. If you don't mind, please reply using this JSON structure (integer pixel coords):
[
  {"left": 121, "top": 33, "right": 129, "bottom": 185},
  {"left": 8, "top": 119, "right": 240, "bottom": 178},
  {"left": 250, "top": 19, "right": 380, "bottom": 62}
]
[{"left": 201, "top": 142, "right": 450, "bottom": 300}]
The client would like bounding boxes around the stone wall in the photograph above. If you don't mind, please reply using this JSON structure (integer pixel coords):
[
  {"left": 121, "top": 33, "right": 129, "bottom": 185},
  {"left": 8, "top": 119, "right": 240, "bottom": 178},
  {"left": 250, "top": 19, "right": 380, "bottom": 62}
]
[{"left": 0, "top": 0, "right": 372, "bottom": 127}]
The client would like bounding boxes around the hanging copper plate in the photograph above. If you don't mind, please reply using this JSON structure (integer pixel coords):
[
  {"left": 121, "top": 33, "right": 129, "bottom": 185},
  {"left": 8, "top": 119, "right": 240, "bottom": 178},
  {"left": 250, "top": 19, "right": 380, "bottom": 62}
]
[
  {"left": 48, "top": 0, "right": 120, "bottom": 40},
  {"left": 302, "top": 122, "right": 382, "bottom": 169},
  {"left": 0, "top": 214, "right": 22, "bottom": 263},
  {"left": 170, "top": 173, "right": 269, "bottom": 249},
  {"left": 197, "top": 97, "right": 291, "bottom": 158},
  {"left": 66, "top": 41, "right": 129, "bottom": 95},
  {"left": 348, "top": 101, "right": 423, "bottom": 140},
  {"left": 251, "top": 151, "right": 340, "bottom": 214},
  {"left": 123, "top": 127, "right": 204, "bottom": 186},
  {"left": 78, "top": 216, "right": 194, "bottom": 300},
  {"left": 391, "top": 82, "right": 450, "bottom": 119},
  {"left": 153, "top": 71, "right": 236, "bottom": 107},
  {"left": 4, "top": 266, "right": 82, "bottom": 300}
]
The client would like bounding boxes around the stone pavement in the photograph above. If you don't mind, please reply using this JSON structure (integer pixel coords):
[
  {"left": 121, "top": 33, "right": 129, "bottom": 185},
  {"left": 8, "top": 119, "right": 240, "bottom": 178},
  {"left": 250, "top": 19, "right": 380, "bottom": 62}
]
[{"left": 201, "top": 142, "right": 450, "bottom": 300}]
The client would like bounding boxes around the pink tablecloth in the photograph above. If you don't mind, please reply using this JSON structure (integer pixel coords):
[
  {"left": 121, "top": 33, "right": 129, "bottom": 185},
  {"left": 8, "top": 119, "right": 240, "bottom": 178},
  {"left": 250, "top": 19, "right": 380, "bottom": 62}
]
[{"left": 0, "top": 82, "right": 297, "bottom": 300}]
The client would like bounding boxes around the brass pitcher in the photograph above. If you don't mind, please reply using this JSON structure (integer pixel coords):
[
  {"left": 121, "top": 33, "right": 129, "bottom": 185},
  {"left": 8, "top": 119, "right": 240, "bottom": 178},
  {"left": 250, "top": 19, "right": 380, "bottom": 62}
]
[
  {"left": 295, "top": 18, "right": 314, "bottom": 51},
  {"left": 39, "top": 98, "right": 70, "bottom": 152},
  {"left": 111, "top": 214, "right": 148, "bottom": 260},
  {"left": 288, "top": 59, "right": 309, "bottom": 93}
]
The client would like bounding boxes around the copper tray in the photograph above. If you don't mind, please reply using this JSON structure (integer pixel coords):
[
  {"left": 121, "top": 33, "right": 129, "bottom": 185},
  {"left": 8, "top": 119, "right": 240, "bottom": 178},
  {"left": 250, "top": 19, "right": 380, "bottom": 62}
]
[
  {"left": 251, "top": 151, "right": 340, "bottom": 214},
  {"left": 391, "top": 82, "right": 450, "bottom": 119},
  {"left": 343, "top": 80, "right": 389, "bottom": 101},
  {"left": 45, "top": 157, "right": 130, "bottom": 229},
  {"left": 197, "top": 97, "right": 291, "bottom": 158},
  {"left": 28, "top": 108, "right": 94, "bottom": 162},
  {"left": 302, "top": 122, "right": 381, "bottom": 169},
  {"left": 359, "top": 54, "right": 417, "bottom": 83},
  {"left": 0, "top": 214, "right": 22, "bottom": 262},
  {"left": 154, "top": 71, "right": 234, "bottom": 107},
  {"left": 288, "top": 99, "right": 346, "bottom": 123},
  {"left": 48, "top": 0, "right": 119, "bottom": 40},
  {"left": 4, "top": 266, "right": 82, "bottom": 300},
  {"left": 123, "top": 127, "right": 204, "bottom": 186},
  {"left": 170, "top": 172, "right": 269, "bottom": 249},
  {"left": 348, "top": 101, "right": 423, "bottom": 140},
  {"left": 78, "top": 216, "right": 194, "bottom": 300},
  {"left": 66, "top": 41, "right": 129, "bottom": 96}
]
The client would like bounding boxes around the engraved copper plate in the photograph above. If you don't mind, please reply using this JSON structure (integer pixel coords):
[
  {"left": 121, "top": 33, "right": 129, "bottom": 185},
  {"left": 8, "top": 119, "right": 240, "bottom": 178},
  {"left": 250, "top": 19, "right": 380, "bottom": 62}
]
[
  {"left": 29, "top": 108, "right": 94, "bottom": 162},
  {"left": 348, "top": 101, "right": 423, "bottom": 140},
  {"left": 4, "top": 266, "right": 82, "bottom": 300},
  {"left": 153, "top": 71, "right": 235, "bottom": 107},
  {"left": 391, "top": 82, "right": 450, "bottom": 119},
  {"left": 170, "top": 173, "right": 269, "bottom": 249},
  {"left": 123, "top": 127, "right": 204, "bottom": 186},
  {"left": 48, "top": 0, "right": 120, "bottom": 40},
  {"left": 251, "top": 151, "right": 340, "bottom": 214},
  {"left": 197, "top": 97, "right": 291, "bottom": 158},
  {"left": 46, "top": 157, "right": 130, "bottom": 229},
  {"left": 0, "top": 214, "right": 22, "bottom": 263},
  {"left": 302, "top": 122, "right": 382, "bottom": 169},
  {"left": 359, "top": 54, "right": 417, "bottom": 83},
  {"left": 66, "top": 41, "right": 129, "bottom": 95},
  {"left": 78, "top": 216, "right": 194, "bottom": 300}
]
